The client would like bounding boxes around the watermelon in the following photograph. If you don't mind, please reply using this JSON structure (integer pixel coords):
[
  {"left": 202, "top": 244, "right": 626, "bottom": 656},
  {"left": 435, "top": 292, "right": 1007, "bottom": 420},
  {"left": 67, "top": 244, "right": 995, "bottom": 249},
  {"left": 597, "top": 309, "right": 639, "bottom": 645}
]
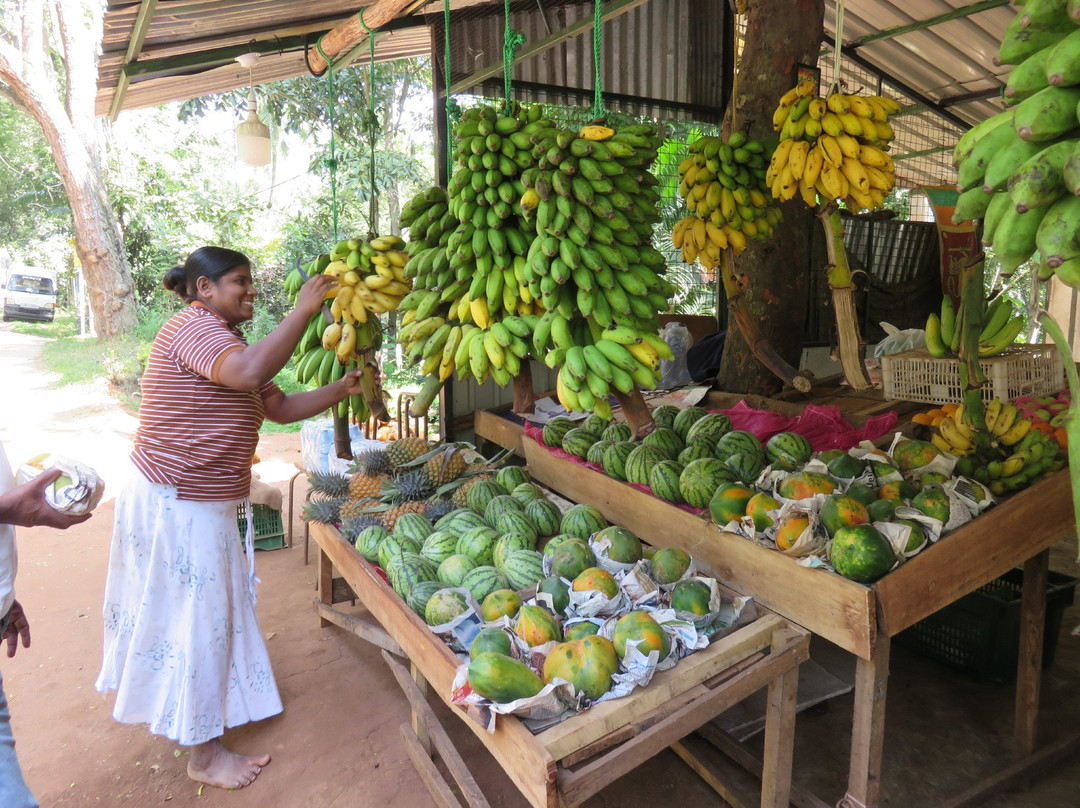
[
  {"left": 714, "top": 430, "right": 764, "bottom": 462},
  {"left": 494, "top": 509, "right": 539, "bottom": 544},
  {"left": 542, "top": 416, "right": 577, "bottom": 447},
  {"left": 560, "top": 503, "right": 609, "bottom": 540},
  {"left": 495, "top": 466, "right": 530, "bottom": 492},
  {"left": 625, "top": 444, "right": 668, "bottom": 486},
  {"left": 354, "top": 524, "right": 388, "bottom": 562},
  {"left": 679, "top": 458, "right": 738, "bottom": 509},
  {"left": 581, "top": 412, "right": 612, "bottom": 437},
  {"left": 651, "top": 404, "right": 680, "bottom": 430},
  {"left": 425, "top": 588, "right": 469, "bottom": 626},
  {"left": 602, "top": 441, "right": 636, "bottom": 481},
  {"left": 602, "top": 422, "right": 633, "bottom": 443},
  {"left": 765, "top": 432, "right": 813, "bottom": 470},
  {"left": 378, "top": 534, "right": 420, "bottom": 571},
  {"left": 724, "top": 451, "right": 765, "bottom": 484},
  {"left": 830, "top": 524, "right": 896, "bottom": 583},
  {"left": 435, "top": 508, "right": 472, "bottom": 531},
  {"left": 525, "top": 498, "right": 562, "bottom": 537},
  {"left": 437, "top": 553, "right": 479, "bottom": 586},
  {"left": 672, "top": 406, "right": 707, "bottom": 440},
  {"left": 541, "top": 533, "right": 576, "bottom": 557},
  {"left": 406, "top": 580, "right": 445, "bottom": 617},
  {"left": 686, "top": 412, "right": 733, "bottom": 444},
  {"left": 537, "top": 576, "right": 570, "bottom": 615},
  {"left": 642, "top": 427, "right": 684, "bottom": 460},
  {"left": 438, "top": 509, "right": 488, "bottom": 537},
  {"left": 456, "top": 526, "right": 500, "bottom": 565},
  {"left": 466, "top": 480, "right": 506, "bottom": 514},
  {"left": 648, "top": 460, "right": 685, "bottom": 503},
  {"left": 504, "top": 549, "right": 545, "bottom": 590},
  {"left": 511, "top": 482, "right": 545, "bottom": 504},
  {"left": 677, "top": 441, "right": 714, "bottom": 465},
  {"left": 550, "top": 539, "right": 596, "bottom": 580},
  {"left": 393, "top": 512, "right": 434, "bottom": 544},
  {"left": 388, "top": 552, "right": 438, "bottom": 597},
  {"left": 461, "top": 565, "right": 510, "bottom": 603},
  {"left": 562, "top": 427, "right": 596, "bottom": 459},
  {"left": 493, "top": 532, "right": 535, "bottom": 570},
  {"left": 586, "top": 439, "right": 613, "bottom": 465},
  {"left": 420, "top": 530, "right": 459, "bottom": 566},
  {"left": 484, "top": 494, "right": 523, "bottom": 526}
]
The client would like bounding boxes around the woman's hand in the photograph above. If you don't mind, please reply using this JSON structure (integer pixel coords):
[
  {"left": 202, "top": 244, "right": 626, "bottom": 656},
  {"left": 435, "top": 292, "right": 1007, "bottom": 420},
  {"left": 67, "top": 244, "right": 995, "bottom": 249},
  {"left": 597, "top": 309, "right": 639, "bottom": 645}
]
[
  {"left": 3, "top": 600, "right": 30, "bottom": 658},
  {"left": 295, "top": 274, "right": 338, "bottom": 319},
  {"left": 340, "top": 369, "right": 365, "bottom": 397}
]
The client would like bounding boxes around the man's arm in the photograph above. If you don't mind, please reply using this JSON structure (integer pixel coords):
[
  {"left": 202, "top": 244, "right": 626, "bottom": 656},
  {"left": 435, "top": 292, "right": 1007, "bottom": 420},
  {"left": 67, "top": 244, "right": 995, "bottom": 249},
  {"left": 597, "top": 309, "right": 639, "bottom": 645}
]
[{"left": 0, "top": 469, "right": 92, "bottom": 529}]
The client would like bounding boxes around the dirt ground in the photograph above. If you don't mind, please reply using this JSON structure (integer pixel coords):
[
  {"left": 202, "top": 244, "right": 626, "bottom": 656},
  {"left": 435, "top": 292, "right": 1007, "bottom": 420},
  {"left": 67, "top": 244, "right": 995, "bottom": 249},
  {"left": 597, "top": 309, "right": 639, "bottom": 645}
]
[{"left": 3, "top": 323, "right": 1080, "bottom": 808}]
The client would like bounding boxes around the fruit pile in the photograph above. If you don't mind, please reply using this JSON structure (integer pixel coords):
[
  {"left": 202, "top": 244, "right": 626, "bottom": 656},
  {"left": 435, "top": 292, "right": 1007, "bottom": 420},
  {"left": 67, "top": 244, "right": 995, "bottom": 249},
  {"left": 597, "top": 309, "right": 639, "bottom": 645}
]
[
  {"left": 953, "top": 2, "right": 1080, "bottom": 284},
  {"left": 767, "top": 78, "right": 900, "bottom": 211},
  {"left": 1015, "top": 391, "right": 1071, "bottom": 449},
  {"left": 925, "top": 294, "right": 1026, "bottom": 358},
  {"left": 671, "top": 133, "right": 782, "bottom": 265}
]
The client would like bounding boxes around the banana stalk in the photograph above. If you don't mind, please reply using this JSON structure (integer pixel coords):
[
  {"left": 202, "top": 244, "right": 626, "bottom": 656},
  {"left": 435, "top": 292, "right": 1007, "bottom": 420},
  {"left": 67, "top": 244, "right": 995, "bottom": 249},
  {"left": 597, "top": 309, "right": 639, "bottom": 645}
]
[
  {"left": 957, "top": 254, "right": 989, "bottom": 455},
  {"left": 819, "top": 205, "right": 872, "bottom": 391},
  {"left": 1037, "top": 311, "right": 1080, "bottom": 560},
  {"left": 513, "top": 363, "right": 536, "bottom": 415}
]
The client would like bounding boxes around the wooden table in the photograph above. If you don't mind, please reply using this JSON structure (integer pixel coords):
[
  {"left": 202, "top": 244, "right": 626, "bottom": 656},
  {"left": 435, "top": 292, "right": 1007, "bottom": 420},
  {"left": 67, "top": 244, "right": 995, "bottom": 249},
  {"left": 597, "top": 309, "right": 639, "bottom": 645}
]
[
  {"left": 310, "top": 521, "right": 810, "bottom": 808},
  {"left": 477, "top": 401, "right": 1078, "bottom": 808}
]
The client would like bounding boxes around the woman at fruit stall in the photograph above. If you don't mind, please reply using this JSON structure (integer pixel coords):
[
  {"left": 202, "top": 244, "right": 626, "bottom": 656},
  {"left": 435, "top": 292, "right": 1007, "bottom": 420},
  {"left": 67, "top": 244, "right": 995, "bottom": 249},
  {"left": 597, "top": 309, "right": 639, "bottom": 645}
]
[{"left": 96, "top": 246, "right": 360, "bottom": 790}]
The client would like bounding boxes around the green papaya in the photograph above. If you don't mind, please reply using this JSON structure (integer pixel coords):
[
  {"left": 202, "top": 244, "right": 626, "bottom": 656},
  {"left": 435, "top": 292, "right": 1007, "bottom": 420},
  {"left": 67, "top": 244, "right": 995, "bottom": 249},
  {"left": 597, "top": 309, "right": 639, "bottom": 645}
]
[{"left": 467, "top": 652, "right": 545, "bottom": 703}]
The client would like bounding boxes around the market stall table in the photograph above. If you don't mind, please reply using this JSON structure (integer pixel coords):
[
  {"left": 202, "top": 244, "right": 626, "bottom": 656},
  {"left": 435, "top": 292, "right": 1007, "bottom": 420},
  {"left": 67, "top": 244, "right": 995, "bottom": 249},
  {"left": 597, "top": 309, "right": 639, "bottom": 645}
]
[
  {"left": 480, "top": 393, "right": 1078, "bottom": 808},
  {"left": 309, "top": 520, "right": 811, "bottom": 808}
]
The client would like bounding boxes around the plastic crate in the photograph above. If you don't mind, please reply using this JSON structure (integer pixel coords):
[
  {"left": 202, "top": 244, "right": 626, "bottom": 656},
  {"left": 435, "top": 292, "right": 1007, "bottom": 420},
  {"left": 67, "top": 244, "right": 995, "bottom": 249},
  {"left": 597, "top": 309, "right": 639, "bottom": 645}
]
[
  {"left": 893, "top": 568, "right": 1077, "bottom": 683},
  {"left": 880, "top": 345, "right": 1064, "bottom": 406},
  {"left": 236, "top": 503, "right": 286, "bottom": 551}
]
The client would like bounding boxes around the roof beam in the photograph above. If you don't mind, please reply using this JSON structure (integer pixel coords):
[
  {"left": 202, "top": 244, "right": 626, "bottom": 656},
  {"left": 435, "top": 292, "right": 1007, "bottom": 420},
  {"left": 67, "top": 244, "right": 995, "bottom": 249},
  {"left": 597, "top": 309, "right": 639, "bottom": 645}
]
[
  {"left": 846, "top": 0, "right": 1010, "bottom": 50},
  {"left": 306, "top": 0, "right": 424, "bottom": 75},
  {"left": 330, "top": 0, "right": 430, "bottom": 71},
  {"left": 108, "top": 0, "right": 158, "bottom": 120},
  {"left": 939, "top": 87, "right": 1002, "bottom": 107},
  {"left": 123, "top": 35, "right": 315, "bottom": 79}
]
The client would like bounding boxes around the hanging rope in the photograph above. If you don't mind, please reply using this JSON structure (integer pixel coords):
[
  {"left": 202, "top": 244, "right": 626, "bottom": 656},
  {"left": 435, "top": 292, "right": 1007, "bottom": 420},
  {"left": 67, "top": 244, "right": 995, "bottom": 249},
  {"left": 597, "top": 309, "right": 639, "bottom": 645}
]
[
  {"left": 590, "top": 0, "right": 604, "bottom": 117},
  {"left": 359, "top": 11, "right": 380, "bottom": 237},
  {"left": 444, "top": 0, "right": 455, "bottom": 181},
  {"left": 314, "top": 37, "right": 339, "bottom": 242},
  {"left": 503, "top": 0, "right": 525, "bottom": 108},
  {"left": 830, "top": 0, "right": 846, "bottom": 96}
]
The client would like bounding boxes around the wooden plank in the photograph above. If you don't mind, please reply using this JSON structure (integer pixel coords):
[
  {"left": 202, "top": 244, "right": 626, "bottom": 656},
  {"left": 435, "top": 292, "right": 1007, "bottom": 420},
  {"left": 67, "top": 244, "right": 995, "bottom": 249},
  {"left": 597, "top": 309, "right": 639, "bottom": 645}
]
[
  {"left": 474, "top": 409, "right": 524, "bottom": 454},
  {"left": 399, "top": 722, "right": 465, "bottom": 808},
  {"left": 317, "top": 544, "right": 334, "bottom": 628},
  {"left": 1014, "top": 550, "right": 1049, "bottom": 760},
  {"left": 310, "top": 523, "right": 559, "bottom": 808},
  {"left": 305, "top": 0, "right": 422, "bottom": 74},
  {"left": 411, "top": 661, "right": 432, "bottom": 755},
  {"left": 844, "top": 634, "right": 891, "bottom": 808},
  {"left": 873, "top": 470, "right": 1072, "bottom": 635},
  {"left": 384, "top": 651, "right": 491, "bottom": 808},
  {"left": 523, "top": 436, "right": 876, "bottom": 658},
  {"left": 313, "top": 600, "right": 402, "bottom": 655},
  {"left": 761, "top": 629, "right": 800, "bottom": 808},
  {"left": 331, "top": 576, "right": 357, "bottom": 604},
  {"left": 670, "top": 736, "right": 757, "bottom": 808}
]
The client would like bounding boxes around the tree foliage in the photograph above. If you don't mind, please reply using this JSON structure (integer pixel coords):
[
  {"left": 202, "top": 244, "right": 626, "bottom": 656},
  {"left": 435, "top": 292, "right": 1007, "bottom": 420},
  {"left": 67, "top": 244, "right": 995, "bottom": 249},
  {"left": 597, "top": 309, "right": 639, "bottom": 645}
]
[{"left": 0, "top": 96, "right": 69, "bottom": 251}]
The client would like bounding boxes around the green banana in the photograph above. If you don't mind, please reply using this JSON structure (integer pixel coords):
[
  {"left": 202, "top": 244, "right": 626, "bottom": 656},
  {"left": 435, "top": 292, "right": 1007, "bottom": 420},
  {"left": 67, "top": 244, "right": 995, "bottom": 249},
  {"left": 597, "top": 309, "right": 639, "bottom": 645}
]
[
  {"left": 982, "top": 134, "right": 1045, "bottom": 193},
  {"left": 1007, "top": 138, "right": 1076, "bottom": 211},
  {"left": 979, "top": 316, "right": 1025, "bottom": 356},
  {"left": 940, "top": 296, "right": 956, "bottom": 348},
  {"left": 981, "top": 192, "right": 1015, "bottom": 246},
  {"left": 992, "top": 204, "right": 1049, "bottom": 263},
  {"left": 1013, "top": 86, "right": 1080, "bottom": 141},
  {"left": 958, "top": 121, "right": 1021, "bottom": 190},
  {"left": 1045, "top": 26, "right": 1080, "bottom": 86},
  {"left": 996, "top": 14, "right": 1068, "bottom": 66},
  {"left": 1036, "top": 193, "right": 1080, "bottom": 267},
  {"left": 1062, "top": 140, "right": 1080, "bottom": 195},
  {"left": 955, "top": 110, "right": 1015, "bottom": 166},
  {"left": 1005, "top": 46, "right": 1054, "bottom": 102},
  {"left": 925, "top": 313, "right": 948, "bottom": 357},
  {"left": 980, "top": 297, "right": 1015, "bottom": 343},
  {"left": 952, "top": 187, "right": 994, "bottom": 223}
]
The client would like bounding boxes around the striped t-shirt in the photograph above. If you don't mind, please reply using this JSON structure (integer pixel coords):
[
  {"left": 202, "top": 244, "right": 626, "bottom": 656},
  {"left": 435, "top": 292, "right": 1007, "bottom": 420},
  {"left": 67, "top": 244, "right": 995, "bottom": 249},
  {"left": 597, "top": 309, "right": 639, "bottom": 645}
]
[{"left": 131, "top": 303, "right": 279, "bottom": 501}]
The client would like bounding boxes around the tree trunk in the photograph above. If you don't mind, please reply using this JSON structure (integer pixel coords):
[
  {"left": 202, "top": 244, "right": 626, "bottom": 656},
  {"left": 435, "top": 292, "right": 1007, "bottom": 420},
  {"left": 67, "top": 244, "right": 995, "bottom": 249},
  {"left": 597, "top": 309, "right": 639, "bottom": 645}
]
[
  {"left": 0, "top": 0, "right": 136, "bottom": 337},
  {"left": 715, "top": 0, "right": 824, "bottom": 395}
]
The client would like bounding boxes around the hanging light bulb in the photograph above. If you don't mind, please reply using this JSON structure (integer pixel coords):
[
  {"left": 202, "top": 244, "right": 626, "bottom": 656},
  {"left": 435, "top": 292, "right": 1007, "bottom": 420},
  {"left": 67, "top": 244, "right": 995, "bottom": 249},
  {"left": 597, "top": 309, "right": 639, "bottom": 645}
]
[{"left": 236, "top": 52, "right": 271, "bottom": 167}]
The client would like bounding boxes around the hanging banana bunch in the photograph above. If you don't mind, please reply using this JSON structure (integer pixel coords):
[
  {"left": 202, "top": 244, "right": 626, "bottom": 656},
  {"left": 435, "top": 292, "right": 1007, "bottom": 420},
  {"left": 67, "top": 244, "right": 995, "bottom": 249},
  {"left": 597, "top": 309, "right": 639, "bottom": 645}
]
[{"left": 766, "top": 76, "right": 901, "bottom": 212}]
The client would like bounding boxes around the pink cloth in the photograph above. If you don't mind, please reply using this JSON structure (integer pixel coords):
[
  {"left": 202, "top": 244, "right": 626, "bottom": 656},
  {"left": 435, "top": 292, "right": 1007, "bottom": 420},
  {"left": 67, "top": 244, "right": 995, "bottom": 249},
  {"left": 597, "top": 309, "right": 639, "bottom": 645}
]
[{"left": 716, "top": 400, "right": 897, "bottom": 451}]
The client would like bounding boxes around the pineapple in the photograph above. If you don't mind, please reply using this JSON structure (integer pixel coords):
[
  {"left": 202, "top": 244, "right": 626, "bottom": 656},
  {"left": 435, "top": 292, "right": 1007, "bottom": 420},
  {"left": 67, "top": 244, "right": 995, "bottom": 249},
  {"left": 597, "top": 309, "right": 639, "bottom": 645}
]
[
  {"left": 349, "top": 472, "right": 389, "bottom": 500},
  {"left": 352, "top": 447, "right": 390, "bottom": 478},
  {"left": 339, "top": 496, "right": 379, "bottom": 522},
  {"left": 382, "top": 500, "right": 427, "bottom": 532},
  {"left": 424, "top": 499, "right": 456, "bottom": 522},
  {"left": 385, "top": 436, "right": 430, "bottom": 469},
  {"left": 302, "top": 498, "right": 344, "bottom": 524},
  {"left": 380, "top": 469, "right": 434, "bottom": 504},
  {"left": 306, "top": 470, "right": 350, "bottom": 500},
  {"left": 340, "top": 513, "right": 384, "bottom": 541},
  {"left": 421, "top": 447, "right": 467, "bottom": 488}
]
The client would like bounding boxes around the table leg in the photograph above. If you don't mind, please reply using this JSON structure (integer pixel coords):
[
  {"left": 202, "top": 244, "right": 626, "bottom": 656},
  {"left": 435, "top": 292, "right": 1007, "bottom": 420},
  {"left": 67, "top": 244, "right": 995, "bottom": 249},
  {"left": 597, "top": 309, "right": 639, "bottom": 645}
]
[
  {"left": 411, "top": 661, "right": 431, "bottom": 755},
  {"left": 1014, "top": 549, "right": 1049, "bottom": 760},
  {"left": 287, "top": 471, "right": 304, "bottom": 549},
  {"left": 760, "top": 628, "right": 800, "bottom": 808},
  {"left": 842, "top": 634, "right": 890, "bottom": 808},
  {"left": 317, "top": 544, "right": 333, "bottom": 628}
]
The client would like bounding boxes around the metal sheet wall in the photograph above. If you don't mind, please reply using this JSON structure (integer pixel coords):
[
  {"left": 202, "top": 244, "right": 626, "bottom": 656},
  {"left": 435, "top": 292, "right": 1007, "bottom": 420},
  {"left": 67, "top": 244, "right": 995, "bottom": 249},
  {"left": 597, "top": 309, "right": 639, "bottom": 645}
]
[{"left": 448, "top": 361, "right": 559, "bottom": 441}]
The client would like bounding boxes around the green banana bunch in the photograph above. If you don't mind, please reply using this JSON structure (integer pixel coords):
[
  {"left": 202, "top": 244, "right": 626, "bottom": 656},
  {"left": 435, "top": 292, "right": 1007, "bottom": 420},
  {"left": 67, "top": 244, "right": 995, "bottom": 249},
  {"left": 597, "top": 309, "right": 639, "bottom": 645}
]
[{"left": 925, "top": 293, "right": 1022, "bottom": 359}]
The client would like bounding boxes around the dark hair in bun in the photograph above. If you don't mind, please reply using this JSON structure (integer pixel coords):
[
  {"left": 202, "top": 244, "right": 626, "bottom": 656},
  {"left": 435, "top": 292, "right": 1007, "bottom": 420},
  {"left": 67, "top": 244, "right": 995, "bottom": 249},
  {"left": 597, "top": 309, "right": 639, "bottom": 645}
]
[{"left": 163, "top": 246, "right": 250, "bottom": 303}]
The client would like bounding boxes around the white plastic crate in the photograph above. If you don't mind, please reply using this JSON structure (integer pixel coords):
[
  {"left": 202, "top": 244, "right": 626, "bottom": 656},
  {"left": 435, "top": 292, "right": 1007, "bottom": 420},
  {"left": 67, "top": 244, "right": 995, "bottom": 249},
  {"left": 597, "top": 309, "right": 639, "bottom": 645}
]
[{"left": 881, "top": 345, "right": 1065, "bottom": 406}]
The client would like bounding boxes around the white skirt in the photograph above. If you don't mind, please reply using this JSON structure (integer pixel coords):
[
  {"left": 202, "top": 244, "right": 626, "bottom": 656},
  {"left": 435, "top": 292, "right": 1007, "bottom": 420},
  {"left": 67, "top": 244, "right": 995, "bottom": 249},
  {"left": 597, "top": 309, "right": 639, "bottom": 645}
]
[{"left": 96, "top": 470, "right": 282, "bottom": 745}]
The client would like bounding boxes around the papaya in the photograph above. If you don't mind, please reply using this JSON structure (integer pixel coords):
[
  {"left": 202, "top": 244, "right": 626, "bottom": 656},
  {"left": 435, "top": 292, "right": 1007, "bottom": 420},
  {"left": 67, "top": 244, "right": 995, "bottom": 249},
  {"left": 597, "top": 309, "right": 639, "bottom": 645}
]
[
  {"left": 649, "top": 547, "right": 692, "bottom": 584},
  {"left": 891, "top": 438, "right": 943, "bottom": 472},
  {"left": 480, "top": 589, "right": 523, "bottom": 622},
  {"left": 470, "top": 627, "right": 513, "bottom": 658},
  {"left": 670, "top": 579, "right": 711, "bottom": 615},
  {"left": 571, "top": 567, "right": 619, "bottom": 599},
  {"left": 819, "top": 494, "right": 870, "bottom": 538},
  {"left": 564, "top": 620, "right": 600, "bottom": 640},
  {"left": 468, "top": 651, "right": 545, "bottom": 702},
  {"left": 612, "top": 610, "right": 671, "bottom": 660},
  {"left": 514, "top": 604, "right": 562, "bottom": 646},
  {"left": 543, "top": 635, "right": 619, "bottom": 700}
]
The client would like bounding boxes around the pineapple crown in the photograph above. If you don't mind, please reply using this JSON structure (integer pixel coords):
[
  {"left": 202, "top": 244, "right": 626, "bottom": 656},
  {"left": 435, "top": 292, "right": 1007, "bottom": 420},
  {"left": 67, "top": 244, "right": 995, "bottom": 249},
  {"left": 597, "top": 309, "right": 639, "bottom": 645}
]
[
  {"left": 423, "top": 499, "right": 456, "bottom": 521},
  {"left": 340, "top": 513, "right": 385, "bottom": 540},
  {"left": 350, "top": 447, "right": 391, "bottom": 477},
  {"left": 306, "top": 470, "right": 351, "bottom": 500},
  {"left": 381, "top": 469, "right": 434, "bottom": 504},
  {"left": 302, "top": 497, "right": 345, "bottom": 524}
]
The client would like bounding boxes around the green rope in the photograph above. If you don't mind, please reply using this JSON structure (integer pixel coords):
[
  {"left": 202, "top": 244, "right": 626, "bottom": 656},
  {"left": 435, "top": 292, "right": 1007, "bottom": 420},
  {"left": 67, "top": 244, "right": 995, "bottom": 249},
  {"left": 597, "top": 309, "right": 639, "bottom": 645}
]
[
  {"left": 444, "top": 0, "right": 453, "bottom": 181},
  {"left": 315, "top": 37, "right": 339, "bottom": 242},
  {"left": 359, "top": 11, "right": 379, "bottom": 237},
  {"left": 503, "top": 0, "right": 525, "bottom": 107},
  {"left": 592, "top": 0, "right": 603, "bottom": 118}
]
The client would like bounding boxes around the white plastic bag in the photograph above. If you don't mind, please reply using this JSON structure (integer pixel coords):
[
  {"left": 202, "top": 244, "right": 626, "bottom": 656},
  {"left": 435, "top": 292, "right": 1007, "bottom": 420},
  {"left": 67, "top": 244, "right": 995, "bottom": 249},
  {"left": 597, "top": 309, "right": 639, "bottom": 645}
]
[
  {"left": 658, "top": 322, "right": 692, "bottom": 388},
  {"left": 873, "top": 322, "right": 926, "bottom": 362}
]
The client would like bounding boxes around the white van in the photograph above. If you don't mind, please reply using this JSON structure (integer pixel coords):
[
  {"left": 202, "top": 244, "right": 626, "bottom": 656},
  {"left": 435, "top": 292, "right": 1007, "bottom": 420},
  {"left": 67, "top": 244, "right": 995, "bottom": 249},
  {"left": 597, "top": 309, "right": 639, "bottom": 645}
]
[{"left": 3, "top": 268, "right": 58, "bottom": 322}]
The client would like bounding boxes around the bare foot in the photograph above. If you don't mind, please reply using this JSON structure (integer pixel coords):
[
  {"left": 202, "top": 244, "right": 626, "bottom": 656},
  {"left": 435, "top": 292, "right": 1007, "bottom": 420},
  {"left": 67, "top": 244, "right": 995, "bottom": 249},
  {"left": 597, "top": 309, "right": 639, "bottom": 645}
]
[{"left": 187, "top": 738, "right": 270, "bottom": 789}]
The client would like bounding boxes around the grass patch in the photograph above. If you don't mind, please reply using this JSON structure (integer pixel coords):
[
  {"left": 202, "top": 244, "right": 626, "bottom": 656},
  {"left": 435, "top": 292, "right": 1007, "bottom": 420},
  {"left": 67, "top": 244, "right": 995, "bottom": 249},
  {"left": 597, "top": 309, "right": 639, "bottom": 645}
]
[{"left": 9, "top": 312, "right": 80, "bottom": 339}]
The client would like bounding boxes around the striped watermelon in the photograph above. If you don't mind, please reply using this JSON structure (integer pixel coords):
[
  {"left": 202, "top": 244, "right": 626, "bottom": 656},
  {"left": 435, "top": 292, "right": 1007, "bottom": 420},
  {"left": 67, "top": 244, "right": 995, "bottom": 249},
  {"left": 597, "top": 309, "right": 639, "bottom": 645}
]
[
  {"left": 388, "top": 552, "right": 438, "bottom": 597},
  {"left": 581, "top": 412, "right": 612, "bottom": 437},
  {"left": 407, "top": 580, "right": 445, "bottom": 617},
  {"left": 765, "top": 431, "right": 813, "bottom": 469},
  {"left": 456, "top": 526, "right": 500, "bottom": 565},
  {"left": 560, "top": 503, "right": 609, "bottom": 540},
  {"left": 494, "top": 510, "right": 539, "bottom": 544},
  {"left": 511, "top": 482, "right": 545, "bottom": 504},
  {"left": 420, "top": 530, "right": 459, "bottom": 566},
  {"left": 602, "top": 422, "right": 633, "bottom": 443},
  {"left": 678, "top": 441, "right": 715, "bottom": 465},
  {"left": 354, "top": 525, "right": 389, "bottom": 562},
  {"left": 437, "top": 553, "right": 479, "bottom": 586},
  {"left": 651, "top": 404, "right": 680, "bottom": 430},
  {"left": 504, "top": 549, "right": 545, "bottom": 591},
  {"left": 425, "top": 588, "right": 469, "bottom": 626},
  {"left": 602, "top": 441, "right": 636, "bottom": 481},
  {"left": 686, "top": 412, "right": 733, "bottom": 444},
  {"left": 461, "top": 565, "right": 509, "bottom": 603},
  {"left": 484, "top": 494, "right": 523, "bottom": 526},
  {"left": 542, "top": 416, "right": 577, "bottom": 447},
  {"left": 378, "top": 535, "right": 420, "bottom": 571},
  {"left": 725, "top": 451, "right": 765, "bottom": 484},
  {"left": 541, "top": 533, "right": 576, "bottom": 558},
  {"left": 525, "top": 498, "right": 562, "bottom": 537},
  {"left": 642, "top": 427, "right": 685, "bottom": 460},
  {"left": 393, "top": 512, "right": 434, "bottom": 544},
  {"left": 561, "top": 427, "right": 595, "bottom": 459},
  {"left": 495, "top": 466, "right": 530, "bottom": 492},
  {"left": 587, "top": 439, "right": 613, "bottom": 465},
  {"left": 679, "top": 458, "right": 738, "bottom": 509},
  {"left": 625, "top": 444, "right": 668, "bottom": 486},
  {"left": 672, "top": 406, "right": 708, "bottom": 440},
  {"left": 493, "top": 532, "right": 535, "bottom": 571},
  {"left": 436, "top": 508, "right": 484, "bottom": 534},
  {"left": 715, "top": 430, "right": 765, "bottom": 462},
  {"left": 466, "top": 480, "right": 507, "bottom": 514},
  {"left": 649, "top": 460, "right": 685, "bottom": 503}
]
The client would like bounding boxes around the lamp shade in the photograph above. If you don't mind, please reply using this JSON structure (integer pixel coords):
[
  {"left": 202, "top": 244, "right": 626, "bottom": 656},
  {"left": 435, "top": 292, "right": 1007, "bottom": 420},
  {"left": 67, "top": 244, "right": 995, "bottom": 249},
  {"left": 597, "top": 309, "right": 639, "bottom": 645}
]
[{"left": 237, "top": 90, "right": 271, "bottom": 166}]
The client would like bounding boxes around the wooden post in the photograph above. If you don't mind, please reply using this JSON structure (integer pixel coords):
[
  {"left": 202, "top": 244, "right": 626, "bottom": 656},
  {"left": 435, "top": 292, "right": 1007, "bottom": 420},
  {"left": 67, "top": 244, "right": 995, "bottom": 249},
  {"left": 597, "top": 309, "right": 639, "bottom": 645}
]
[
  {"left": 843, "top": 633, "right": 890, "bottom": 808},
  {"left": 613, "top": 387, "right": 656, "bottom": 438},
  {"left": 819, "top": 207, "right": 872, "bottom": 391},
  {"left": 513, "top": 365, "right": 536, "bottom": 415},
  {"left": 305, "top": 0, "right": 422, "bottom": 75},
  {"left": 720, "top": 250, "right": 813, "bottom": 393},
  {"left": 317, "top": 547, "right": 334, "bottom": 628},
  {"left": 760, "top": 628, "right": 800, "bottom": 808},
  {"left": 1014, "top": 549, "right": 1049, "bottom": 760}
]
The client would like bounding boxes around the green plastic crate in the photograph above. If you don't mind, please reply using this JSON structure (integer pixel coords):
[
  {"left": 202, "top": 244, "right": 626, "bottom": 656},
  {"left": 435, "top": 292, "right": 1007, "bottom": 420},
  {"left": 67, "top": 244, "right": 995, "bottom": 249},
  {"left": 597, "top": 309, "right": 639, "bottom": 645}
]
[
  {"left": 894, "top": 568, "right": 1076, "bottom": 683},
  {"left": 237, "top": 503, "right": 286, "bottom": 551}
]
